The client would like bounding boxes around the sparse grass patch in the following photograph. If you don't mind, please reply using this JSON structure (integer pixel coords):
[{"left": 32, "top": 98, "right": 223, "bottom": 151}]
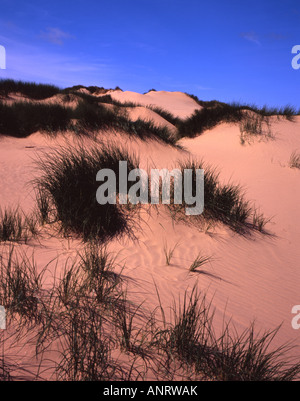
[
  {"left": 251, "top": 209, "right": 271, "bottom": 232},
  {"left": 55, "top": 299, "right": 118, "bottom": 381},
  {"left": 36, "top": 188, "right": 52, "bottom": 225},
  {"left": 289, "top": 151, "right": 300, "bottom": 169},
  {"left": 0, "top": 247, "right": 45, "bottom": 323},
  {"left": 160, "top": 287, "right": 300, "bottom": 381},
  {"left": 38, "top": 244, "right": 140, "bottom": 380},
  {"left": 0, "top": 357, "right": 12, "bottom": 382},
  {"left": 78, "top": 243, "right": 122, "bottom": 305},
  {"left": 0, "top": 207, "right": 38, "bottom": 242},
  {"left": 1, "top": 246, "right": 300, "bottom": 381},
  {"left": 56, "top": 262, "right": 86, "bottom": 308},
  {"left": 163, "top": 241, "right": 179, "bottom": 266},
  {"left": 239, "top": 113, "right": 273, "bottom": 144},
  {"left": 0, "top": 208, "right": 24, "bottom": 242},
  {"left": 205, "top": 323, "right": 300, "bottom": 381}
]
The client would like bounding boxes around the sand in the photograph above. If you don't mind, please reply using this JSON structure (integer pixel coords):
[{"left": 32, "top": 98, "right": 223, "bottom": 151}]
[{"left": 0, "top": 90, "right": 300, "bottom": 379}]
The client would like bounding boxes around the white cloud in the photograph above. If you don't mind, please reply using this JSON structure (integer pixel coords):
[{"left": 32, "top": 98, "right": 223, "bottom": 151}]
[
  {"left": 240, "top": 32, "right": 261, "bottom": 46},
  {"left": 40, "top": 27, "right": 74, "bottom": 45}
]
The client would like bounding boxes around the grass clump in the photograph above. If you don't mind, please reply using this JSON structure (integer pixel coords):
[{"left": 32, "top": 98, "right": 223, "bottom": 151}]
[
  {"left": 0, "top": 79, "right": 60, "bottom": 100},
  {"left": 0, "top": 247, "right": 44, "bottom": 322},
  {"left": 171, "top": 160, "right": 252, "bottom": 232},
  {"left": 239, "top": 114, "right": 273, "bottom": 144},
  {"left": 73, "top": 101, "right": 121, "bottom": 131},
  {"left": 72, "top": 101, "right": 176, "bottom": 144},
  {"left": 181, "top": 94, "right": 299, "bottom": 140},
  {"left": 55, "top": 300, "right": 118, "bottom": 381},
  {"left": 189, "top": 253, "right": 212, "bottom": 272},
  {"left": 35, "top": 144, "right": 140, "bottom": 241},
  {"left": 78, "top": 243, "right": 122, "bottom": 304},
  {"left": 0, "top": 207, "right": 38, "bottom": 242},
  {"left": 147, "top": 105, "right": 180, "bottom": 126},
  {"left": 177, "top": 104, "right": 244, "bottom": 139},
  {"left": 0, "top": 101, "right": 71, "bottom": 137},
  {"left": 251, "top": 209, "right": 271, "bottom": 232}
]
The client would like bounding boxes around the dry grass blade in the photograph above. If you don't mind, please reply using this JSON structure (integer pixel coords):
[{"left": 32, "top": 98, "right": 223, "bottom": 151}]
[
  {"left": 189, "top": 253, "right": 212, "bottom": 272},
  {"left": 289, "top": 151, "right": 300, "bottom": 169}
]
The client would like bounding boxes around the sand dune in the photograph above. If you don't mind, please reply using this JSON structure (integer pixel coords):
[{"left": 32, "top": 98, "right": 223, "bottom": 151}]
[
  {"left": 0, "top": 88, "right": 300, "bottom": 380},
  {"left": 104, "top": 89, "right": 202, "bottom": 119}
]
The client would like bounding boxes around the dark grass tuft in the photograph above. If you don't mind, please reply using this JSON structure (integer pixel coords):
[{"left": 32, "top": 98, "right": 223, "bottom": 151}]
[
  {"left": 0, "top": 101, "right": 71, "bottom": 137},
  {"left": 147, "top": 105, "right": 180, "bottom": 126},
  {"left": 35, "top": 144, "right": 140, "bottom": 241},
  {"left": 0, "top": 207, "right": 38, "bottom": 242},
  {"left": 73, "top": 101, "right": 176, "bottom": 144},
  {"left": 0, "top": 79, "right": 60, "bottom": 100},
  {"left": 181, "top": 94, "right": 299, "bottom": 140},
  {"left": 172, "top": 160, "right": 252, "bottom": 231},
  {"left": 0, "top": 247, "right": 44, "bottom": 323},
  {"left": 0, "top": 98, "right": 176, "bottom": 144},
  {"left": 177, "top": 104, "right": 244, "bottom": 139},
  {"left": 73, "top": 101, "right": 121, "bottom": 130}
]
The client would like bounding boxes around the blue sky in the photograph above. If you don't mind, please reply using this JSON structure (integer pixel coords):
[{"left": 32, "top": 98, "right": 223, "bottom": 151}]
[{"left": 0, "top": 0, "right": 300, "bottom": 108}]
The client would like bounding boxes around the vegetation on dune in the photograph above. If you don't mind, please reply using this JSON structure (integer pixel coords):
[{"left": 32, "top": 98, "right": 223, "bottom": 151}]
[
  {"left": 167, "top": 159, "right": 261, "bottom": 233},
  {"left": 0, "top": 101, "right": 71, "bottom": 137},
  {"left": 1, "top": 246, "right": 300, "bottom": 381},
  {"left": 0, "top": 88, "right": 176, "bottom": 145},
  {"left": 34, "top": 140, "right": 268, "bottom": 242},
  {"left": 0, "top": 79, "right": 60, "bottom": 100},
  {"left": 72, "top": 101, "right": 176, "bottom": 144},
  {"left": 0, "top": 207, "right": 38, "bottom": 243},
  {"left": 161, "top": 287, "right": 300, "bottom": 381},
  {"left": 178, "top": 102, "right": 299, "bottom": 141},
  {"left": 186, "top": 92, "right": 299, "bottom": 119},
  {"left": 180, "top": 92, "right": 299, "bottom": 140},
  {"left": 177, "top": 104, "right": 244, "bottom": 139},
  {"left": 35, "top": 144, "right": 140, "bottom": 242},
  {"left": 74, "top": 91, "right": 180, "bottom": 126},
  {"left": 146, "top": 105, "right": 180, "bottom": 126},
  {"left": 0, "top": 79, "right": 298, "bottom": 145},
  {"left": 0, "top": 79, "right": 299, "bottom": 382},
  {"left": 289, "top": 151, "right": 300, "bottom": 169}
]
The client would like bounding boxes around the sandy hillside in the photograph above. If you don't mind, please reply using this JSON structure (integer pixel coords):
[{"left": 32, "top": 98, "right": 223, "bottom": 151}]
[
  {"left": 0, "top": 89, "right": 300, "bottom": 379},
  {"left": 102, "top": 89, "right": 202, "bottom": 119}
]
